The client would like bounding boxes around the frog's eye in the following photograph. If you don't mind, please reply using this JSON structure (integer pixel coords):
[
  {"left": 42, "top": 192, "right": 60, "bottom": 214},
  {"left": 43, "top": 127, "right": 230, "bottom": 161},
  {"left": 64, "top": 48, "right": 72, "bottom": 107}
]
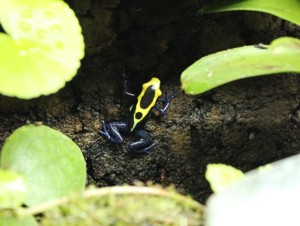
[
  {"left": 151, "top": 83, "right": 159, "bottom": 90},
  {"left": 140, "top": 78, "right": 161, "bottom": 109}
]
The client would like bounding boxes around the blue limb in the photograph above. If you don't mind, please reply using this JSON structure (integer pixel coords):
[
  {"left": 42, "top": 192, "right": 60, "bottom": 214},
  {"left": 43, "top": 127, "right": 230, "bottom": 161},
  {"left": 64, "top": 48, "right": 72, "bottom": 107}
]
[
  {"left": 99, "top": 121, "right": 128, "bottom": 144},
  {"left": 128, "top": 129, "right": 157, "bottom": 154},
  {"left": 155, "top": 90, "right": 177, "bottom": 116}
]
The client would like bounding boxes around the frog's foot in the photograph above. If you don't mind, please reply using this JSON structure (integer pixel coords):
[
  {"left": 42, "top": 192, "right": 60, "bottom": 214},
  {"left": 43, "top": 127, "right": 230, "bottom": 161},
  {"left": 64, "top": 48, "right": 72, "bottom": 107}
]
[
  {"left": 99, "top": 121, "right": 111, "bottom": 140},
  {"left": 129, "top": 142, "right": 158, "bottom": 154},
  {"left": 156, "top": 90, "right": 177, "bottom": 116},
  {"left": 99, "top": 121, "right": 126, "bottom": 144},
  {"left": 128, "top": 129, "right": 157, "bottom": 154}
]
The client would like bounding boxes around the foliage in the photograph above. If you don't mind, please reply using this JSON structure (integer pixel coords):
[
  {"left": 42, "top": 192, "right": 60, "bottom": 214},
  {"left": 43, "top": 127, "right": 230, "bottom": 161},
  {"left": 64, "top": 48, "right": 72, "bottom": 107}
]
[
  {"left": 0, "top": 170, "right": 26, "bottom": 208},
  {"left": 206, "top": 154, "right": 300, "bottom": 226},
  {"left": 200, "top": 0, "right": 300, "bottom": 26},
  {"left": 0, "top": 0, "right": 84, "bottom": 99},
  {"left": 181, "top": 0, "right": 300, "bottom": 95},
  {"left": 181, "top": 37, "right": 300, "bottom": 94},
  {"left": 205, "top": 164, "right": 244, "bottom": 193},
  {"left": 0, "top": 125, "right": 86, "bottom": 226},
  {"left": 0, "top": 124, "right": 86, "bottom": 207},
  {"left": 0, "top": 125, "right": 86, "bottom": 225},
  {"left": 0, "top": 170, "right": 36, "bottom": 226},
  {"left": 183, "top": 1, "right": 300, "bottom": 225}
]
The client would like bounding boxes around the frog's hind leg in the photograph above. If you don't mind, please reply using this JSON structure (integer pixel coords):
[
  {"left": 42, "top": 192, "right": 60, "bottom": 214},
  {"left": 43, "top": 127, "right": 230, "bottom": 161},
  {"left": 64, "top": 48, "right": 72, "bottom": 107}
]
[
  {"left": 128, "top": 129, "right": 157, "bottom": 154},
  {"left": 100, "top": 121, "right": 128, "bottom": 144}
]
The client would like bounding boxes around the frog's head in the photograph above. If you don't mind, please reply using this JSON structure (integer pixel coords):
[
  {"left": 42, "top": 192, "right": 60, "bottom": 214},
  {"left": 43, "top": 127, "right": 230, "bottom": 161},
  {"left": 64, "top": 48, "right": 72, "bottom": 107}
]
[{"left": 141, "top": 77, "right": 162, "bottom": 106}]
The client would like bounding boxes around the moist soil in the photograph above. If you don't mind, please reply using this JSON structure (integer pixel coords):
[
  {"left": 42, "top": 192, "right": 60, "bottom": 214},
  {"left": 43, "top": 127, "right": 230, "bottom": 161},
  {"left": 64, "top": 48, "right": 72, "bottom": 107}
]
[{"left": 1, "top": 0, "right": 300, "bottom": 204}]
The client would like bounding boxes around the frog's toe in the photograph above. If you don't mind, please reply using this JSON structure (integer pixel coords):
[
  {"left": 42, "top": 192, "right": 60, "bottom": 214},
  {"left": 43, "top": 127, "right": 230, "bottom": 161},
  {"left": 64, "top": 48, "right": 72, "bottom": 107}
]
[
  {"left": 99, "top": 130, "right": 109, "bottom": 139},
  {"left": 142, "top": 142, "right": 158, "bottom": 154},
  {"left": 129, "top": 142, "right": 157, "bottom": 154},
  {"left": 99, "top": 121, "right": 110, "bottom": 139}
]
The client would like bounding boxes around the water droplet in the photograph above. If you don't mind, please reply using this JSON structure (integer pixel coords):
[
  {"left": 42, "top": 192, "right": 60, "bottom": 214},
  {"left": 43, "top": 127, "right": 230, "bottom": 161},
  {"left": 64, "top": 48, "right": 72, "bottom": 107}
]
[
  {"left": 19, "top": 50, "right": 28, "bottom": 56},
  {"left": 21, "top": 9, "right": 32, "bottom": 19},
  {"left": 51, "top": 25, "right": 61, "bottom": 33},
  {"left": 28, "top": 46, "right": 41, "bottom": 54},
  {"left": 37, "top": 29, "right": 47, "bottom": 38},
  {"left": 20, "top": 21, "right": 31, "bottom": 32},
  {"left": 55, "top": 41, "right": 64, "bottom": 49},
  {"left": 44, "top": 11, "right": 55, "bottom": 19},
  {"left": 205, "top": 69, "right": 213, "bottom": 77}
]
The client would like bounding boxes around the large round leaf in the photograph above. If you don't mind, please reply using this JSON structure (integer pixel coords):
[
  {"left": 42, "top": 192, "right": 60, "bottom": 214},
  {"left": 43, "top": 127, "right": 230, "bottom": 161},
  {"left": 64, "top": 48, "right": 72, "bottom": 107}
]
[
  {"left": 0, "top": 125, "right": 86, "bottom": 206},
  {"left": 0, "top": 0, "right": 84, "bottom": 99}
]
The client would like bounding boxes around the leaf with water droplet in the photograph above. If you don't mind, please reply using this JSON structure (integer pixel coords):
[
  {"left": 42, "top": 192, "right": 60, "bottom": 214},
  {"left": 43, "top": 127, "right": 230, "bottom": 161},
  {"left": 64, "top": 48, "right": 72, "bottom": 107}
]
[
  {"left": 181, "top": 37, "right": 300, "bottom": 95},
  {"left": 0, "top": 0, "right": 84, "bottom": 99}
]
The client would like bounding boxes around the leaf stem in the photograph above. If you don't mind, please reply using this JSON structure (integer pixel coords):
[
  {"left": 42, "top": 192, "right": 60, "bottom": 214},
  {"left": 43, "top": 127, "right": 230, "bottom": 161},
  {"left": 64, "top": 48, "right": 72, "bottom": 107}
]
[{"left": 21, "top": 186, "right": 205, "bottom": 216}]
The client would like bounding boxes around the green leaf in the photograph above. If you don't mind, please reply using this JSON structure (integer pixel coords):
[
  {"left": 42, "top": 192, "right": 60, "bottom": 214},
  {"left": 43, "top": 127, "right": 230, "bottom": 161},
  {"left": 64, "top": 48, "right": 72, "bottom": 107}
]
[
  {"left": 0, "top": 0, "right": 84, "bottom": 99},
  {"left": 0, "top": 216, "right": 38, "bottom": 226},
  {"left": 0, "top": 170, "right": 26, "bottom": 208},
  {"left": 200, "top": 0, "right": 300, "bottom": 26},
  {"left": 206, "top": 154, "right": 300, "bottom": 226},
  {"left": 181, "top": 37, "right": 300, "bottom": 95},
  {"left": 0, "top": 125, "right": 86, "bottom": 206},
  {"left": 205, "top": 164, "right": 244, "bottom": 193}
]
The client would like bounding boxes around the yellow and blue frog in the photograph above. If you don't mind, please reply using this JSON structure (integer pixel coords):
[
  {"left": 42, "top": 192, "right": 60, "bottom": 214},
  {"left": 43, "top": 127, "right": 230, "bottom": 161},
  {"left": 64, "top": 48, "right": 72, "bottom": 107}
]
[{"left": 100, "top": 75, "right": 176, "bottom": 154}]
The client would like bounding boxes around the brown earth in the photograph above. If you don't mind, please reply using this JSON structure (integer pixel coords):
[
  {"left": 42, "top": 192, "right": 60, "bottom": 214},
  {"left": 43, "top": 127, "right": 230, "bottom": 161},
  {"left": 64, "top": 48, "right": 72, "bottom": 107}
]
[{"left": 0, "top": 0, "right": 300, "bottom": 203}]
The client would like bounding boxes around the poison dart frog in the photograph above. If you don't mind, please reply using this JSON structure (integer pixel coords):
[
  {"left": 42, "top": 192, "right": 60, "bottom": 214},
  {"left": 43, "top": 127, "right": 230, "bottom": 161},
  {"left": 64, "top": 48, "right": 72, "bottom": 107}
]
[{"left": 99, "top": 76, "right": 176, "bottom": 154}]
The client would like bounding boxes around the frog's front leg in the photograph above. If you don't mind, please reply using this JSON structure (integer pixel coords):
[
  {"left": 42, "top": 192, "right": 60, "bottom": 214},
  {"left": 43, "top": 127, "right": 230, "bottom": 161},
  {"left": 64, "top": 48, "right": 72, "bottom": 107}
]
[
  {"left": 128, "top": 129, "right": 157, "bottom": 154},
  {"left": 100, "top": 121, "right": 128, "bottom": 144},
  {"left": 155, "top": 90, "right": 176, "bottom": 116}
]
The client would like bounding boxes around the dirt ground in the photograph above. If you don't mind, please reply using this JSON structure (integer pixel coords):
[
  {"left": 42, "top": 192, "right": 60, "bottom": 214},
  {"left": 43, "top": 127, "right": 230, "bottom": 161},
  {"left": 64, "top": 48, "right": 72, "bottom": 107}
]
[{"left": 0, "top": 0, "right": 300, "bottom": 203}]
